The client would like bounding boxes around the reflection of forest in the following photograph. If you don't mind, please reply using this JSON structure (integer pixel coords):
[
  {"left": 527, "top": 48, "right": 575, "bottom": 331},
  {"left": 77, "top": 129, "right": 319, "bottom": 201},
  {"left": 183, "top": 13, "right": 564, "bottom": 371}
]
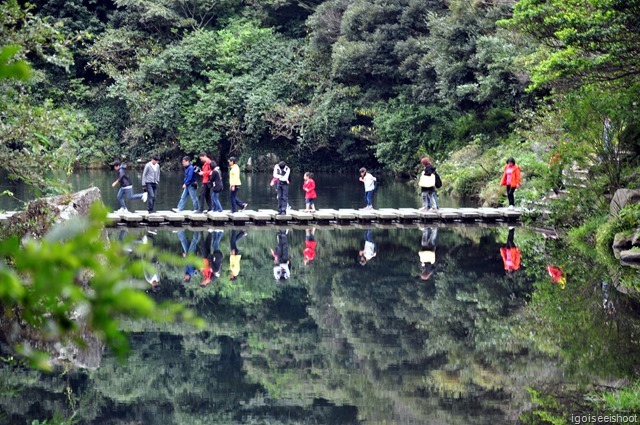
[{"left": 1, "top": 227, "right": 639, "bottom": 424}]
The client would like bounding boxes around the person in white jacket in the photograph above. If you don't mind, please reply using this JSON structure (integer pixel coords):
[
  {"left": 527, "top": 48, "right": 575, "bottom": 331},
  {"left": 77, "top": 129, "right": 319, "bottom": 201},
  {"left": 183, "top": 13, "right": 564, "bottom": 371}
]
[{"left": 273, "top": 161, "right": 291, "bottom": 215}]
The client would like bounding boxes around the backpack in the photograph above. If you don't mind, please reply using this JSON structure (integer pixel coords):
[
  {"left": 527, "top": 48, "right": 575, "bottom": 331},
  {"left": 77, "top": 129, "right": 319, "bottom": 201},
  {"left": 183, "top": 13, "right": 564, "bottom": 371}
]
[{"left": 435, "top": 172, "right": 442, "bottom": 189}]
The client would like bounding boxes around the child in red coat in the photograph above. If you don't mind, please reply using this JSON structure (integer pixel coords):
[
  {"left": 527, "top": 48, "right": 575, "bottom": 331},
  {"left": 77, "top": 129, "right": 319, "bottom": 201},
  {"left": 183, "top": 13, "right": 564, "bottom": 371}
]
[{"left": 303, "top": 172, "right": 317, "bottom": 212}]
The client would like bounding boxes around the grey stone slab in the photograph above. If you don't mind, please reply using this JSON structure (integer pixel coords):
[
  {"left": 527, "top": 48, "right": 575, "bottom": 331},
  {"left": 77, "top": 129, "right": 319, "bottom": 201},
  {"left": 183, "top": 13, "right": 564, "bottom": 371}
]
[{"left": 207, "top": 211, "right": 232, "bottom": 222}]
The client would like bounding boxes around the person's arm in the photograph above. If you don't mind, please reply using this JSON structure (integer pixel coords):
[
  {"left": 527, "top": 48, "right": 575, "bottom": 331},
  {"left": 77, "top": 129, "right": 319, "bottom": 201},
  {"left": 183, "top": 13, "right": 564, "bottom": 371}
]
[
  {"left": 141, "top": 164, "right": 150, "bottom": 186},
  {"left": 282, "top": 167, "right": 290, "bottom": 182}
]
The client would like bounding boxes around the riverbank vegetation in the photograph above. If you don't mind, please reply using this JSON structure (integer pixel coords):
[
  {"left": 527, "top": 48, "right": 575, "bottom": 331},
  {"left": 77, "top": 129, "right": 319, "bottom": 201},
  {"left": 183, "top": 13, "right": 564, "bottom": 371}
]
[{"left": 2, "top": 0, "right": 640, "bottom": 422}]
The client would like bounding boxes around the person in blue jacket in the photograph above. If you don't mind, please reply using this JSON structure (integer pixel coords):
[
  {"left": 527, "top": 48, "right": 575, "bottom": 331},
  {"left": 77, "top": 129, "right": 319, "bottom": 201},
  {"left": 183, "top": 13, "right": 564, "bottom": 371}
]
[{"left": 177, "top": 156, "right": 200, "bottom": 212}]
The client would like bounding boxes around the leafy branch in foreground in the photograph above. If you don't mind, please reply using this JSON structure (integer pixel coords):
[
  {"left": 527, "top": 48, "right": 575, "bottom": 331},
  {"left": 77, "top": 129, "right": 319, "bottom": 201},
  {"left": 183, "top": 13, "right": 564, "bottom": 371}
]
[{"left": 0, "top": 203, "right": 203, "bottom": 369}]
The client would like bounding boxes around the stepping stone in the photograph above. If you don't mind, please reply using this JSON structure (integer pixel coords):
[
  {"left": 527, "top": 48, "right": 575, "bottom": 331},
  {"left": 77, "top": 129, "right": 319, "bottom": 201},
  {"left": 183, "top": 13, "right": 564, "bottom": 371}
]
[
  {"left": 289, "top": 210, "right": 314, "bottom": 221},
  {"left": 229, "top": 212, "right": 251, "bottom": 223},
  {"left": 335, "top": 209, "right": 357, "bottom": 221},
  {"left": 207, "top": 211, "right": 231, "bottom": 222},
  {"left": 371, "top": 209, "right": 397, "bottom": 221},
  {"left": 244, "top": 210, "right": 272, "bottom": 223},
  {"left": 478, "top": 208, "right": 503, "bottom": 220},
  {"left": 417, "top": 209, "right": 439, "bottom": 221},
  {"left": 340, "top": 208, "right": 376, "bottom": 221},
  {"left": 145, "top": 213, "right": 165, "bottom": 224},
  {"left": 186, "top": 213, "right": 209, "bottom": 222}
]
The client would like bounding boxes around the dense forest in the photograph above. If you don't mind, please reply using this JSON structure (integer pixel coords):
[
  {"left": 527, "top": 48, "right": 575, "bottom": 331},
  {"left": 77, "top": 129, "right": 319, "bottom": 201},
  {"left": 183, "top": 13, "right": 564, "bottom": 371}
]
[{"left": 3, "top": 0, "right": 638, "bottom": 182}]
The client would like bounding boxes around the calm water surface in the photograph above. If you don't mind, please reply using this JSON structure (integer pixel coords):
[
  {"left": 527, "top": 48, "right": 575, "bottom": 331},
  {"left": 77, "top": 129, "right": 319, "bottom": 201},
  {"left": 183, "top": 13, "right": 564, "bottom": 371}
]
[{"left": 1, "top": 173, "right": 639, "bottom": 424}]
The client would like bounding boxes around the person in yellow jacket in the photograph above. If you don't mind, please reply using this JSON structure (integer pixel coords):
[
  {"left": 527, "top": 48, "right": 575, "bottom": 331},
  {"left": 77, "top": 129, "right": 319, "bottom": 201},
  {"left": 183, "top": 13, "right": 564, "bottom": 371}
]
[
  {"left": 229, "top": 229, "right": 247, "bottom": 281},
  {"left": 228, "top": 156, "right": 248, "bottom": 213}
]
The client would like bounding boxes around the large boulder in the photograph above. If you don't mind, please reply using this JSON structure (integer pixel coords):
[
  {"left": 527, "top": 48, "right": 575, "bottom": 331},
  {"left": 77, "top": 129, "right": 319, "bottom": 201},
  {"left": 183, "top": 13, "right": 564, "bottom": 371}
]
[{"left": 610, "top": 189, "right": 640, "bottom": 216}]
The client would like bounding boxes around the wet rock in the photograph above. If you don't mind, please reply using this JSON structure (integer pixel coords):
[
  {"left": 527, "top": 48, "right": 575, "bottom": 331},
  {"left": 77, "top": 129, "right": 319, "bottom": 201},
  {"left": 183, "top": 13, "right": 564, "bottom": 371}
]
[
  {"left": 620, "top": 249, "right": 640, "bottom": 267},
  {"left": 613, "top": 232, "right": 634, "bottom": 249},
  {"left": 610, "top": 189, "right": 640, "bottom": 216}
]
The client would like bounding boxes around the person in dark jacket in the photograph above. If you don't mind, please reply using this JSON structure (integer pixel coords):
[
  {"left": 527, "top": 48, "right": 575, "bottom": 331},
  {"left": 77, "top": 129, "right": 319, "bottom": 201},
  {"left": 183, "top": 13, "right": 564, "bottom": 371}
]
[
  {"left": 111, "top": 160, "right": 144, "bottom": 212},
  {"left": 177, "top": 156, "right": 200, "bottom": 212},
  {"left": 210, "top": 160, "right": 224, "bottom": 212},
  {"left": 418, "top": 157, "right": 440, "bottom": 211}
]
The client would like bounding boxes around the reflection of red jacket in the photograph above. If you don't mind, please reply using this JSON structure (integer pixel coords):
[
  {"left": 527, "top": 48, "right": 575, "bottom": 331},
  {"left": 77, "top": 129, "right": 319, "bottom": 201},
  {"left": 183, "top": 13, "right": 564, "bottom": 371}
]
[
  {"left": 303, "top": 240, "right": 317, "bottom": 261},
  {"left": 202, "top": 258, "right": 212, "bottom": 280},
  {"left": 303, "top": 179, "right": 316, "bottom": 199},
  {"left": 500, "top": 164, "right": 522, "bottom": 187},
  {"left": 546, "top": 265, "right": 563, "bottom": 283},
  {"left": 500, "top": 247, "right": 521, "bottom": 271}
]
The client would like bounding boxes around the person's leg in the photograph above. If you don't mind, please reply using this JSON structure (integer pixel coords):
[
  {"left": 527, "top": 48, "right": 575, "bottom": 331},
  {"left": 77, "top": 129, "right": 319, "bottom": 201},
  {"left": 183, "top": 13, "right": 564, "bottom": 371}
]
[
  {"left": 178, "top": 230, "right": 189, "bottom": 254},
  {"left": 212, "top": 230, "right": 224, "bottom": 250},
  {"left": 211, "top": 191, "right": 223, "bottom": 212},
  {"left": 205, "top": 185, "right": 214, "bottom": 211},
  {"left": 197, "top": 184, "right": 208, "bottom": 212},
  {"left": 431, "top": 190, "right": 439, "bottom": 209},
  {"left": 177, "top": 188, "right": 189, "bottom": 211},
  {"left": 422, "top": 191, "right": 429, "bottom": 209},
  {"left": 188, "top": 185, "right": 199, "bottom": 211},
  {"left": 234, "top": 188, "right": 246, "bottom": 210},
  {"left": 146, "top": 183, "right": 157, "bottom": 212},
  {"left": 277, "top": 183, "right": 284, "bottom": 213},
  {"left": 365, "top": 190, "right": 373, "bottom": 207},
  {"left": 116, "top": 187, "right": 127, "bottom": 210},
  {"left": 281, "top": 184, "right": 288, "bottom": 212},
  {"left": 507, "top": 186, "right": 515, "bottom": 206},
  {"left": 230, "top": 188, "right": 238, "bottom": 212}
]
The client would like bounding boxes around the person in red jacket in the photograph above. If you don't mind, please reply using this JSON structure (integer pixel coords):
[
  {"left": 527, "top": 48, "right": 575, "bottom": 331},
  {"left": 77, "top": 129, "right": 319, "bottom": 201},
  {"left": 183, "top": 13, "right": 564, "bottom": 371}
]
[
  {"left": 303, "top": 172, "right": 317, "bottom": 211},
  {"left": 500, "top": 227, "right": 521, "bottom": 274},
  {"left": 500, "top": 157, "right": 522, "bottom": 209}
]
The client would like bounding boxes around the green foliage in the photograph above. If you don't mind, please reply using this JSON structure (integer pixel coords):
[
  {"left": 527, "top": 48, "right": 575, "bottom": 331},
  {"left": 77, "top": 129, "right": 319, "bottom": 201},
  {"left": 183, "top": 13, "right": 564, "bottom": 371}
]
[
  {"left": 591, "top": 381, "right": 640, "bottom": 413},
  {"left": 507, "top": 0, "right": 640, "bottom": 89},
  {"left": 0, "top": 45, "right": 30, "bottom": 81},
  {"left": 0, "top": 204, "right": 201, "bottom": 368}
]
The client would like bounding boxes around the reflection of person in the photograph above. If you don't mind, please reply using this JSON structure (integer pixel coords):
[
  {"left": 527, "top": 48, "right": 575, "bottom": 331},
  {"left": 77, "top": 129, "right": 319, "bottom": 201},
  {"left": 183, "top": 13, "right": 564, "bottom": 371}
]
[
  {"left": 111, "top": 160, "right": 144, "bottom": 212},
  {"left": 199, "top": 230, "right": 224, "bottom": 287},
  {"left": 271, "top": 230, "right": 291, "bottom": 280},
  {"left": 140, "top": 232, "right": 161, "bottom": 292},
  {"left": 546, "top": 264, "right": 566, "bottom": 289},
  {"left": 358, "top": 167, "right": 377, "bottom": 210},
  {"left": 358, "top": 229, "right": 377, "bottom": 265},
  {"left": 418, "top": 157, "right": 439, "bottom": 211},
  {"left": 229, "top": 229, "right": 247, "bottom": 280},
  {"left": 177, "top": 230, "right": 200, "bottom": 283},
  {"left": 228, "top": 157, "right": 248, "bottom": 213},
  {"left": 303, "top": 228, "right": 317, "bottom": 265},
  {"left": 500, "top": 227, "right": 521, "bottom": 274},
  {"left": 303, "top": 172, "right": 317, "bottom": 212},
  {"left": 419, "top": 227, "right": 438, "bottom": 280},
  {"left": 500, "top": 157, "right": 521, "bottom": 209},
  {"left": 177, "top": 156, "right": 199, "bottom": 212},
  {"left": 273, "top": 161, "right": 291, "bottom": 215},
  {"left": 141, "top": 155, "right": 160, "bottom": 213}
]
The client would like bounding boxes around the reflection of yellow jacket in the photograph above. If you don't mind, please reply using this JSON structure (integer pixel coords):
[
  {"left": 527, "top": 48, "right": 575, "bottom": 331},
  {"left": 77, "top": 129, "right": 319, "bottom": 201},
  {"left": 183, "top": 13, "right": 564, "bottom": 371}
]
[
  {"left": 419, "top": 250, "right": 435, "bottom": 264},
  {"left": 229, "top": 164, "right": 241, "bottom": 186},
  {"left": 230, "top": 254, "right": 241, "bottom": 277}
]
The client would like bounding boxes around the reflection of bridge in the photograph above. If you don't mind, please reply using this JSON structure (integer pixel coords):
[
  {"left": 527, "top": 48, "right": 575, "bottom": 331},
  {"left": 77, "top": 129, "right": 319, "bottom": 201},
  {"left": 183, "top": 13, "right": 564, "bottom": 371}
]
[{"left": 104, "top": 207, "right": 522, "bottom": 227}]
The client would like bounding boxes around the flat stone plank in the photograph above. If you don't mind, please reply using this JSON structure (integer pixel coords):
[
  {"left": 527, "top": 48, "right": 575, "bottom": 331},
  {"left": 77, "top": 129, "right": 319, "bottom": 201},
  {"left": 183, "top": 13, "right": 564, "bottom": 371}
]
[
  {"left": 145, "top": 213, "right": 166, "bottom": 223},
  {"left": 396, "top": 208, "right": 420, "bottom": 219},
  {"left": 289, "top": 210, "right": 314, "bottom": 221},
  {"left": 339, "top": 208, "right": 376, "bottom": 221},
  {"left": 437, "top": 208, "right": 462, "bottom": 218},
  {"left": 417, "top": 210, "right": 439, "bottom": 220},
  {"left": 313, "top": 210, "right": 336, "bottom": 221},
  {"left": 186, "top": 213, "right": 209, "bottom": 222},
  {"left": 274, "top": 214, "right": 293, "bottom": 222},
  {"left": 229, "top": 212, "right": 251, "bottom": 223},
  {"left": 207, "top": 211, "right": 232, "bottom": 222},
  {"left": 335, "top": 209, "right": 357, "bottom": 220},
  {"left": 478, "top": 208, "right": 503, "bottom": 219},
  {"left": 121, "top": 213, "right": 144, "bottom": 223}
]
